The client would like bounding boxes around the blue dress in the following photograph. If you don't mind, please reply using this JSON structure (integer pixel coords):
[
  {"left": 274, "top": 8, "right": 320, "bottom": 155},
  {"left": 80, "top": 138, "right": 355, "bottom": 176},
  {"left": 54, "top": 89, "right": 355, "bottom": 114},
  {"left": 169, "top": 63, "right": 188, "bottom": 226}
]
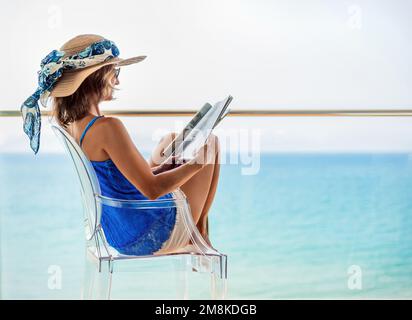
[{"left": 80, "top": 115, "right": 177, "bottom": 255}]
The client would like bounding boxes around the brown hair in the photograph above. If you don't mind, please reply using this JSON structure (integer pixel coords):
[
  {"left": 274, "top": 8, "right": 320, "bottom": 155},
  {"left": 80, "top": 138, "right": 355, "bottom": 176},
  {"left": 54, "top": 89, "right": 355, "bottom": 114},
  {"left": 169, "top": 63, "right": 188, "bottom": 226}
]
[{"left": 51, "top": 64, "right": 118, "bottom": 128}]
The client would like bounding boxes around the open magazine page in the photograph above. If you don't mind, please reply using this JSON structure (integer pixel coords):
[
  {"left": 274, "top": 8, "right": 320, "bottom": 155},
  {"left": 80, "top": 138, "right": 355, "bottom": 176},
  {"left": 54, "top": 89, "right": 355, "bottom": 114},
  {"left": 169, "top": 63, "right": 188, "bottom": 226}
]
[
  {"left": 213, "top": 95, "right": 232, "bottom": 128},
  {"left": 162, "top": 103, "right": 212, "bottom": 159},
  {"left": 161, "top": 95, "right": 233, "bottom": 163},
  {"left": 175, "top": 95, "right": 232, "bottom": 160}
]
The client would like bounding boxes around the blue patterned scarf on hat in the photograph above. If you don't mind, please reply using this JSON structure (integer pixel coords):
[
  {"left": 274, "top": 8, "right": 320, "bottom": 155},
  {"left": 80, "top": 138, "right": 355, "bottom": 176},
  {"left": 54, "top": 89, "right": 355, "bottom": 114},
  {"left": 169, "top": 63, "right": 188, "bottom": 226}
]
[{"left": 21, "top": 39, "right": 120, "bottom": 154}]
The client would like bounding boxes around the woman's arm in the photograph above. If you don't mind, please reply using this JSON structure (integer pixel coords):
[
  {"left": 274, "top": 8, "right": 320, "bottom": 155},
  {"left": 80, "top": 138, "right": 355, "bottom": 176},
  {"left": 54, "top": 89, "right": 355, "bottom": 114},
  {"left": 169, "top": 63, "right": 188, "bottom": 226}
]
[{"left": 100, "top": 117, "right": 205, "bottom": 200}]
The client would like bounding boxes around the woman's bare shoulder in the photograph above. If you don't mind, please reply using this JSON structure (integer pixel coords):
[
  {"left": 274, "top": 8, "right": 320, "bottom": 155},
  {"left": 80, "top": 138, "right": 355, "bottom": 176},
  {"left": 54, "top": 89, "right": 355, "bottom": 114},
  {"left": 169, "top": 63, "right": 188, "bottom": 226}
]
[
  {"left": 96, "top": 116, "right": 131, "bottom": 143},
  {"left": 97, "top": 116, "right": 126, "bottom": 132},
  {"left": 98, "top": 115, "right": 122, "bottom": 125}
]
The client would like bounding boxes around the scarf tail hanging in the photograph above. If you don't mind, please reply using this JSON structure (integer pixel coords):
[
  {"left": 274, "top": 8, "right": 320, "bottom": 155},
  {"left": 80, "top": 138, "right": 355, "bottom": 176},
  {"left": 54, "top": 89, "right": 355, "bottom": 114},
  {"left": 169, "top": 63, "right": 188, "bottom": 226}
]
[{"left": 21, "top": 93, "right": 41, "bottom": 154}]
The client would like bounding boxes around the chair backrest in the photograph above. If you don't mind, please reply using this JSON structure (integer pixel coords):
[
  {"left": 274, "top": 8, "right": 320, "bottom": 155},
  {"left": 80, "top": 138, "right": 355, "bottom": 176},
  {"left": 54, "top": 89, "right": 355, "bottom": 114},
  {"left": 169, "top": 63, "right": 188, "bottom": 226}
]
[{"left": 51, "top": 123, "right": 102, "bottom": 241}]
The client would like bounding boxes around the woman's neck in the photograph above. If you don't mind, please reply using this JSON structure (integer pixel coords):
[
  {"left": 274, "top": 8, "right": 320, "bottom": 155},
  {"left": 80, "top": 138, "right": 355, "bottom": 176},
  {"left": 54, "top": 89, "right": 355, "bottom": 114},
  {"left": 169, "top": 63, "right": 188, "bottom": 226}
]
[{"left": 87, "top": 104, "right": 101, "bottom": 117}]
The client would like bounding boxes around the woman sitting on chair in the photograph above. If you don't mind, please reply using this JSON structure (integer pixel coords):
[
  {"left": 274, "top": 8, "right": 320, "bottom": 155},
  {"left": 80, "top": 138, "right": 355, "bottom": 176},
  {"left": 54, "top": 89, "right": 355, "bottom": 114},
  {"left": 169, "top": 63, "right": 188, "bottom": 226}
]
[{"left": 20, "top": 34, "right": 221, "bottom": 256}]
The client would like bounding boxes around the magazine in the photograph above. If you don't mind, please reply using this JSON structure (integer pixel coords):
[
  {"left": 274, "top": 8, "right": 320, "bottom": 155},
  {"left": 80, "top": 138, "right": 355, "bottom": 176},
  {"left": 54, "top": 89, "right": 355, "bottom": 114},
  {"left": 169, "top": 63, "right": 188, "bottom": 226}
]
[{"left": 162, "top": 95, "right": 233, "bottom": 162}]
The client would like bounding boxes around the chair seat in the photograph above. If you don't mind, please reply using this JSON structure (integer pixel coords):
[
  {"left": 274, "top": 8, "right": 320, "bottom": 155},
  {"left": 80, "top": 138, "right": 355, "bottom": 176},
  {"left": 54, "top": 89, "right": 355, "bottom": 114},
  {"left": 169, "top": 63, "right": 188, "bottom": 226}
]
[{"left": 87, "top": 242, "right": 222, "bottom": 262}]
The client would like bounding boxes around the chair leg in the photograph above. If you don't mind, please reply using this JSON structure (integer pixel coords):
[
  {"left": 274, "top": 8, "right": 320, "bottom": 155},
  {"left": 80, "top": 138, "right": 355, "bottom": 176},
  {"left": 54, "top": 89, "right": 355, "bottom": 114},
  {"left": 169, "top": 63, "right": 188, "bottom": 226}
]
[
  {"left": 81, "top": 253, "right": 95, "bottom": 299},
  {"left": 82, "top": 255, "right": 112, "bottom": 300},
  {"left": 211, "top": 273, "right": 227, "bottom": 300},
  {"left": 96, "top": 260, "right": 113, "bottom": 300},
  {"left": 175, "top": 256, "right": 189, "bottom": 299},
  {"left": 210, "top": 256, "right": 228, "bottom": 300}
]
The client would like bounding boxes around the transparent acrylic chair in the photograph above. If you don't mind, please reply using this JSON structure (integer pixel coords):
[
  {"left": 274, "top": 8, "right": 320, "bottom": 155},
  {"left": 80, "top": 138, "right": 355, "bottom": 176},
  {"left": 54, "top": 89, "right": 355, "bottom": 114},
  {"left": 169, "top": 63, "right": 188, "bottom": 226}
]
[{"left": 51, "top": 121, "right": 227, "bottom": 299}]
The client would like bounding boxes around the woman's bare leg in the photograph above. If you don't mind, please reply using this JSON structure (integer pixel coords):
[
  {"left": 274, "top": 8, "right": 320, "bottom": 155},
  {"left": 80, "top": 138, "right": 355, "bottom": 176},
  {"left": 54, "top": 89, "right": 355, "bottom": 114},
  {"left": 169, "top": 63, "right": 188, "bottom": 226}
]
[
  {"left": 194, "top": 139, "right": 220, "bottom": 237},
  {"left": 178, "top": 135, "right": 220, "bottom": 248}
]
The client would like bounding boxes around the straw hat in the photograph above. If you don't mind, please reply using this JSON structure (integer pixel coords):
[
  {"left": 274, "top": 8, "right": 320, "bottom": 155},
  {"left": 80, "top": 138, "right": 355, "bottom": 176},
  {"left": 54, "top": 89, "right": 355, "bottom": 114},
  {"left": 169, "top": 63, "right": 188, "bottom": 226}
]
[{"left": 49, "top": 34, "right": 146, "bottom": 97}]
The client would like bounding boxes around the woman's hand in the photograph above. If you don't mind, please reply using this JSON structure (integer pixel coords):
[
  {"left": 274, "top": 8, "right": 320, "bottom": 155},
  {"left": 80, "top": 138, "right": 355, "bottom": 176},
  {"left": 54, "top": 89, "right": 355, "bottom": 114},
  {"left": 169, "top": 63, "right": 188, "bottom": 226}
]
[
  {"left": 152, "top": 136, "right": 216, "bottom": 174},
  {"left": 152, "top": 155, "right": 186, "bottom": 175}
]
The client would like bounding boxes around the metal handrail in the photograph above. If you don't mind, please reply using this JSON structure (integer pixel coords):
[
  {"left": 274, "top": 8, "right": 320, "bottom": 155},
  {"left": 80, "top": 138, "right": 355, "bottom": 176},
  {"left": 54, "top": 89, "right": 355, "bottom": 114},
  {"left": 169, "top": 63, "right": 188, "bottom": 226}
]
[{"left": 2, "top": 109, "right": 412, "bottom": 117}]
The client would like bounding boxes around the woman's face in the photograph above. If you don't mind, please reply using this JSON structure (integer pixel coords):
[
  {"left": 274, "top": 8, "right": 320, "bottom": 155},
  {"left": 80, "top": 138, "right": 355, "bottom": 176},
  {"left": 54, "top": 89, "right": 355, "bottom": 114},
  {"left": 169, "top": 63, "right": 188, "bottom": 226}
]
[{"left": 103, "top": 68, "right": 120, "bottom": 101}]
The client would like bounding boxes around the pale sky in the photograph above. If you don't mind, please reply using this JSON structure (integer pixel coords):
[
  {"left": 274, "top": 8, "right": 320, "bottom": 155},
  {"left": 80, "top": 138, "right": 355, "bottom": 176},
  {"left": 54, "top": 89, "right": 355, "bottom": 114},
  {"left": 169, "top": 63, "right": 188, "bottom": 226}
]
[{"left": 1, "top": 0, "right": 412, "bottom": 153}]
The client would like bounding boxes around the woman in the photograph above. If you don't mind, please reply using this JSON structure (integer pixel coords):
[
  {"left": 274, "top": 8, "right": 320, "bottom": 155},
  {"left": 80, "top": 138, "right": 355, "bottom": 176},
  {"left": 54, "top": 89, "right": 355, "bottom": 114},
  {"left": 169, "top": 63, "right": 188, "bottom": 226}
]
[{"left": 20, "top": 34, "right": 221, "bottom": 256}]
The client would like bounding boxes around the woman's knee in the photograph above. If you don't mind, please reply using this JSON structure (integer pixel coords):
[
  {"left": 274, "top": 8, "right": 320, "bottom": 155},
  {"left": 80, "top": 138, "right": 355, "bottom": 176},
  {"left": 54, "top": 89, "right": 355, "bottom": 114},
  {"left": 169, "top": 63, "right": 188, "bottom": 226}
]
[
  {"left": 159, "top": 131, "right": 177, "bottom": 146},
  {"left": 196, "top": 134, "right": 220, "bottom": 166}
]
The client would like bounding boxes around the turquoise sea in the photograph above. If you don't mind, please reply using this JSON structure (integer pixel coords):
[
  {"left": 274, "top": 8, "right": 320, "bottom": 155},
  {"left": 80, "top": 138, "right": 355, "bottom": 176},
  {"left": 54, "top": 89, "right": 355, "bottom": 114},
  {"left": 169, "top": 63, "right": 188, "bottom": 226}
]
[{"left": 1, "top": 152, "right": 412, "bottom": 299}]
